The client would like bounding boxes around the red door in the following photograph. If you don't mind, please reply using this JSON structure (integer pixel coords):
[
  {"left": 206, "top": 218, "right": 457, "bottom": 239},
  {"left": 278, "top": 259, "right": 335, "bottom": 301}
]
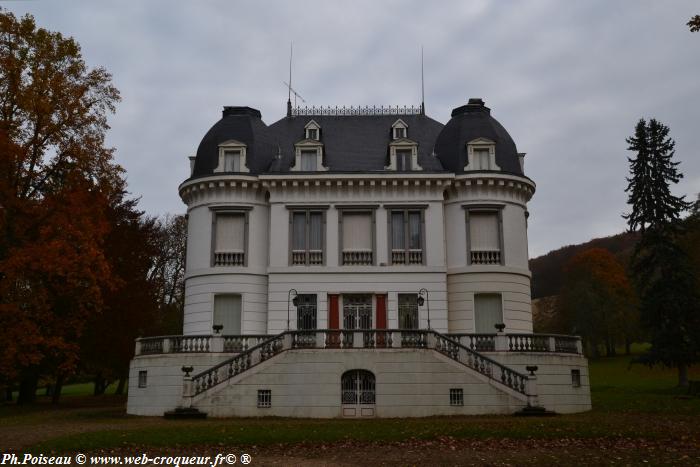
[
  {"left": 375, "top": 294, "right": 387, "bottom": 347},
  {"left": 328, "top": 294, "right": 340, "bottom": 348}
]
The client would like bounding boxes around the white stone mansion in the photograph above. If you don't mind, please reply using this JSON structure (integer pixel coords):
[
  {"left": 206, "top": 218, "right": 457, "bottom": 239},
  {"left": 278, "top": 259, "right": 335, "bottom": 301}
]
[{"left": 126, "top": 98, "right": 591, "bottom": 417}]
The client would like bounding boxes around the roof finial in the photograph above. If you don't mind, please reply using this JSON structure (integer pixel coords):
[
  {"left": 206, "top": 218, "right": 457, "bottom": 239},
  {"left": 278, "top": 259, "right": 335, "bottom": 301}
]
[{"left": 420, "top": 46, "right": 425, "bottom": 115}]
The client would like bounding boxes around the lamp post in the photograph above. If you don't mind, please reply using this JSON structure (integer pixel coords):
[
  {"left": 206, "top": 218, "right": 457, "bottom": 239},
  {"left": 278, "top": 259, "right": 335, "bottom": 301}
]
[
  {"left": 417, "top": 288, "right": 430, "bottom": 330},
  {"left": 287, "top": 289, "right": 299, "bottom": 331}
]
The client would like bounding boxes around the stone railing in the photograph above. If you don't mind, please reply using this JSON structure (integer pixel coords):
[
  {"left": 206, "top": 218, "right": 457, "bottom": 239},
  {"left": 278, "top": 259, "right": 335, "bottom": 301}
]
[
  {"left": 507, "top": 334, "right": 582, "bottom": 354},
  {"left": 182, "top": 329, "right": 538, "bottom": 404},
  {"left": 214, "top": 251, "right": 245, "bottom": 267},
  {"left": 470, "top": 250, "right": 501, "bottom": 265},
  {"left": 433, "top": 332, "right": 529, "bottom": 396},
  {"left": 446, "top": 334, "right": 496, "bottom": 352},
  {"left": 135, "top": 334, "right": 272, "bottom": 356},
  {"left": 291, "top": 250, "right": 323, "bottom": 265},
  {"left": 342, "top": 250, "right": 373, "bottom": 265},
  {"left": 223, "top": 335, "right": 273, "bottom": 352},
  {"left": 391, "top": 249, "right": 423, "bottom": 265},
  {"left": 137, "top": 332, "right": 582, "bottom": 356}
]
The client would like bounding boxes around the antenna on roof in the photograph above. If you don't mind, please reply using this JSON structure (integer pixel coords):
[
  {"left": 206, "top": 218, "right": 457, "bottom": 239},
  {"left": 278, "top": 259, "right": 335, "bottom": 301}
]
[
  {"left": 420, "top": 46, "right": 425, "bottom": 115},
  {"left": 285, "top": 42, "right": 307, "bottom": 116},
  {"left": 286, "top": 42, "right": 293, "bottom": 117}
]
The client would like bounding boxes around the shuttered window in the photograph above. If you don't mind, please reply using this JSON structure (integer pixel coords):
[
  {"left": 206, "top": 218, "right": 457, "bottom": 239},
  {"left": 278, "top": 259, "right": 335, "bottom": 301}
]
[
  {"left": 342, "top": 213, "right": 372, "bottom": 251},
  {"left": 301, "top": 150, "right": 317, "bottom": 171},
  {"left": 214, "top": 294, "right": 242, "bottom": 334},
  {"left": 474, "top": 293, "right": 503, "bottom": 333},
  {"left": 215, "top": 213, "right": 245, "bottom": 252},
  {"left": 469, "top": 212, "right": 500, "bottom": 251}
]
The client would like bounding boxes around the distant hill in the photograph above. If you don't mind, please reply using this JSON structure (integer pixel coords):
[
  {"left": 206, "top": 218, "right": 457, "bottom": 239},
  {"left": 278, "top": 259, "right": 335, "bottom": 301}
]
[{"left": 529, "top": 231, "right": 639, "bottom": 299}]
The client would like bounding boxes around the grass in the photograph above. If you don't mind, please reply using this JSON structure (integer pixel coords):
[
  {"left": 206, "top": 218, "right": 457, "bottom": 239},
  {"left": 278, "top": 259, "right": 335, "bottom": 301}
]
[{"left": 1, "top": 353, "right": 699, "bottom": 462}]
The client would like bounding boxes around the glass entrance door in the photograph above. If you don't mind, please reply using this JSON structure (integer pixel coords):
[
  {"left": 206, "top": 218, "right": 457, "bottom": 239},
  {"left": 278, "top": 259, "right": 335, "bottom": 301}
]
[{"left": 342, "top": 294, "right": 372, "bottom": 329}]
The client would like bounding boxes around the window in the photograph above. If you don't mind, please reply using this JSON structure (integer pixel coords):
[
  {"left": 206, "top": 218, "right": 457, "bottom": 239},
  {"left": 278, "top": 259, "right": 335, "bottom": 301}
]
[
  {"left": 216, "top": 141, "right": 248, "bottom": 173},
  {"left": 468, "top": 210, "right": 502, "bottom": 265},
  {"left": 341, "top": 370, "right": 376, "bottom": 405},
  {"left": 296, "top": 294, "right": 317, "bottom": 330},
  {"left": 396, "top": 149, "right": 412, "bottom": 171},
  {"left": 343, "top": 294, "right": 372, "bottom": 330},
  {"left": 394, "top": 127, "right": 406, "bottom": 139},
  {"left": 214, "top": 294, "right": 242, "bottom": 335},
  {"left": 390, "top": 210, "right": 423, "bottom": 265},
  {"left": 300, "top": 150, "right": 317, "bottom": 171},
  {"left": 213, "top": 212, "right": 246, "bottom": 266},
  {"left": 138, "top": 371, "right": 147, "bottom": 388},
  {"left": 472, "top": 148, "right": 490, "bottom": 170},
  {"left": 571, "top": 369, "right": 581, "bottom": 388},
  {"left": 291, "top": 211, "right": 324, "bottom": 265},
  {"left": 223, "top": 150, "right": 241, "bottom": 172},
  {"left": 307, "top": 128, "right": 318, "bottom": 140},
  {"left": 392, "top": 119, "right": 408, "bottom": 140},
  {"left": 398, "top": 294, "right": 418, "bottom": 329},
  {"left": 474, "top": 293, "right": 503, "bottom": 334},
  {"left": 450, "top": 388, "right": 464, "bottom": 406},
  {"left": 257, "top": 389, "right": 271, "bottom": 408},
  {"left": 305, "top": 120, "right": 321, "bottom": 140},
  {"left": 341, "top": 212, "right": 373, "bottom": 265}
]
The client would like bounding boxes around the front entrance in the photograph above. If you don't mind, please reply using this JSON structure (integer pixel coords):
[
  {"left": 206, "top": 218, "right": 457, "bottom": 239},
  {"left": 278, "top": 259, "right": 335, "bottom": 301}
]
[
  {"left": 341, "top": 370, "right": 376, "bottom": 417},
  {"left": 342, "top": 294, "right": 372, "bottom": 329}
]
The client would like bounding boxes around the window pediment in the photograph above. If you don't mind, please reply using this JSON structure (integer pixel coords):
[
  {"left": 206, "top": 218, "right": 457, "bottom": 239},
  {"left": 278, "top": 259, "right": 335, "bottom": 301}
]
[
  {"left": 215, "top": 140, "right": 249, "bottom": 173},
  {"left": 391, "top": 119, "right": 408, "bottom": 140},
  {"left": 304, "top": 120, "right": 321, "bottom": 140},
  {"left": 465, "top": 138, "right": 499, "bottom": 171}
]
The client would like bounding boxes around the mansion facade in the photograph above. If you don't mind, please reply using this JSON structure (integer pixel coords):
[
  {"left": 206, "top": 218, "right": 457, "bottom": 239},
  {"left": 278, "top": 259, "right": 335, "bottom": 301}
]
[{"left": 126, "top": 98, "right": 591, "bottom": 418}]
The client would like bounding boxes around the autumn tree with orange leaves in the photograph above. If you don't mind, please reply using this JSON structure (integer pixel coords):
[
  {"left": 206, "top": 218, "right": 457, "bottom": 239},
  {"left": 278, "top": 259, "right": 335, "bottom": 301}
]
[
  {"left": 557, "top": 248, "right": 639, "bottom": 358},
  {"left": 0, "top": 9, "right": 121, "bottom": 403}
]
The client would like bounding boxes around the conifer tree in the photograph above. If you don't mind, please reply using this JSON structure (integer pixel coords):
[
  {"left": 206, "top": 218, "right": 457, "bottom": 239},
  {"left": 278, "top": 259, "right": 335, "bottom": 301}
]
[{"left": 624, "top": 118, "right": 699, "bottom": 386}]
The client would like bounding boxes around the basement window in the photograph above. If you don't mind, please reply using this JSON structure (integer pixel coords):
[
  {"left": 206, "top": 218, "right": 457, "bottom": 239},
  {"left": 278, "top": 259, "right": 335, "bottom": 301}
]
[
  {"left": 257, "top": 389, "right": 272, "bottom": 408},
  {"left": 449, "top": 388, "right": 463, "bottom": 406},
  {"left": 138, "top": 371, "right": 147, "bottom": 388},
  {"left": 571, "top": 369, "right": 581, "bottom": 387}
]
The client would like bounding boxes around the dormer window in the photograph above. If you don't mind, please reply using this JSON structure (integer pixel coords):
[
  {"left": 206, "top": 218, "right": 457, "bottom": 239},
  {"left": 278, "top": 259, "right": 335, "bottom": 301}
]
[
  {"left": 223, "top": 150, "right": 241, "bottom": 172},
  {"left": 216, "top": 140, "right": 249, "bottom": 173},
  {"left": 391, "top": 119, "right": 408, "bottom": 140},
  {"left": 466, "top": 138, "right": 499, "bottom": 171},
  {"left": 300, "top": 150, "right": 317, "bottom": 171},
  {"left": 396, "top": 149, "right": 412, "bottom": 171},
  {"left": 305, "top": 120, "right": 321, "bottom": 140}
]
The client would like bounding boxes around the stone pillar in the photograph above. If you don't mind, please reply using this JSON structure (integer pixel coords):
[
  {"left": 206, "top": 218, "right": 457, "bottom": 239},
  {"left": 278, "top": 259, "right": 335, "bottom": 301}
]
[
  {"left": 182, "top": 377, "right": 193, "bottom": 408},
  {"left": 210, "top": 336, "right": 224, "bottom": 353},
  {"left": 548, "top": 336, "right": 557, "bottom": 353},
  {"left": 134, "top": 338, "right": 142, "bottom": 356},
  {"left": 162, "top": 338, "right": 171, "bottom": 354},
  {"left": 526, "top": 375, "right": 539, "bottom": 407},
  {"left": 495, "top": 331, "right": 509, "bottom": 352}
]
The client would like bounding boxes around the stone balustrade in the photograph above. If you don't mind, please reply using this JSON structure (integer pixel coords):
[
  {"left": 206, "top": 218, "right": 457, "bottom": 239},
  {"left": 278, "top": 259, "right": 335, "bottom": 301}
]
[{"left": 136, "top": 331, "right": 583, "bottom": 356}]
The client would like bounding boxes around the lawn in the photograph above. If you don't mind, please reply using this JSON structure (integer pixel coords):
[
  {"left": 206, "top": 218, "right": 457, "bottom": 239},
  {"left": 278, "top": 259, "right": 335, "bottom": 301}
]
[{"left": 1, "top": 355, "right": 699, "bottom": 465}]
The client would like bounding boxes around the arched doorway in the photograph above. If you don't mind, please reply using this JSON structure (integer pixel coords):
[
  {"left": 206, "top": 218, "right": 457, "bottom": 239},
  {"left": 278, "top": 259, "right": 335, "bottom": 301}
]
[{"left": 341, "top": 370, "right": 376, "bottom": 417}]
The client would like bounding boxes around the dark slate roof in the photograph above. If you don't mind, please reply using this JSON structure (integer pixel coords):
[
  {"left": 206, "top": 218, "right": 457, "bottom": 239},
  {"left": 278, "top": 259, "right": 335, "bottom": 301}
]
[
  {"left": 189, "top": 99, "right": 524, "bottom": 178},
  {"left": 267, "top": 114, "right": 445, "bottom": 172},
  {"left": 434, "top": 99, "right": 523, "bottom": 175},
  {"left": 191, "top": 107, "right": 279, "bottom": 177}
]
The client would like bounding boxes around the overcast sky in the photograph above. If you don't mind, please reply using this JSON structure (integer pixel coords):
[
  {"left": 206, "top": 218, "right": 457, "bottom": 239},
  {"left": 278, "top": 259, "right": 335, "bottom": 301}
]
[{"left": 4, "top": 0, "right": 699, "bottom": 257}]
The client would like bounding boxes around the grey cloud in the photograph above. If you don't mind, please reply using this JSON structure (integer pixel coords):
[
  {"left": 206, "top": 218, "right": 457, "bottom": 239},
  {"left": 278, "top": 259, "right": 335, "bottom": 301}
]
[{"left": 5, "top": 0, "right": 699, "bottom": 256}]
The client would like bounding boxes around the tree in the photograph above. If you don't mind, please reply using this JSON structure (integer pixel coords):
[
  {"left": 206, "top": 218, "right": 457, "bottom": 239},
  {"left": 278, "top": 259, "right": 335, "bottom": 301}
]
[
  {"left": 624, "top": 118, "right": 699, "bottom": 386},
  {"left": 689, "top": 15, "right": 700, "bottom": 32},
  {"left": 149, "top": 214, "right": 186, "bottom": 334},
  {"left": 0, "top": 10, "right": 121, "bottom": 403},
  {"left": 79, "top": 188, "right": 161, "bottom": 397},
  {"left": 557, "top": 248, "right": 637, "bottom": 358}
]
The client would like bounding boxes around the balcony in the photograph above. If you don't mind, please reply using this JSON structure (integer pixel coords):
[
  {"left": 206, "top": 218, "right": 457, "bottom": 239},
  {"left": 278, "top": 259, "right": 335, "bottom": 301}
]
[
  {"left": 342, "top": 250, "right": 373, "bottom": 265},
  {"left": 391, "top": 249, "right": 423, "bottom": 265},
  {"left": 214, "top": 250, "right": 245, "bottom": 266},
  {"left": 470, "top": 249, "right": 501, "bottom": 265},
  {"left": 292, "top": 249, "right": 324, "bottom": 265}
]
